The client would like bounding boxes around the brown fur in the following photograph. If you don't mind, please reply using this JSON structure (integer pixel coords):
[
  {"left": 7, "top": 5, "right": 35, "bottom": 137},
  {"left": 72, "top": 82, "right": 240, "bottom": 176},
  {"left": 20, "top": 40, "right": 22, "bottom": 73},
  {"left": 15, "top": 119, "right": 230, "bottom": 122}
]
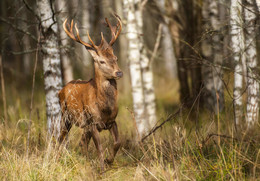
[{"left": 59, "top": 16, "right": 123, "bottom": 171}]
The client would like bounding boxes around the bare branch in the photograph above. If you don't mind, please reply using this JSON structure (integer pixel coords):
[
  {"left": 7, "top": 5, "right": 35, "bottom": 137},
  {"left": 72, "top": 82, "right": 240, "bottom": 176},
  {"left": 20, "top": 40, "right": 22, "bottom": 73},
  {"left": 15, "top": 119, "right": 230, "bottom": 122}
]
[
  {"left": 22, "top": 0, "right": 41, "bottom": 22},
  {"left": 0, "top": 17, "right": 38, "bottom": 42},
  {"left": 141, "top": 108, "right": 181, "bottom": 142},
  {"left": 149, "top": 23, "right": 163, "bottom": 64}
]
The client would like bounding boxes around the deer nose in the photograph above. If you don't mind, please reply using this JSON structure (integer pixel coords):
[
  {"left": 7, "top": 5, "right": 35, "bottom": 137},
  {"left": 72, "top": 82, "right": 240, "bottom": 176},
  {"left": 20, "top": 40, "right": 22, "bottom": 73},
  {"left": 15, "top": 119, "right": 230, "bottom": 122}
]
[{"left": 116, "top": 71, "right": 123, "bottom": 78}]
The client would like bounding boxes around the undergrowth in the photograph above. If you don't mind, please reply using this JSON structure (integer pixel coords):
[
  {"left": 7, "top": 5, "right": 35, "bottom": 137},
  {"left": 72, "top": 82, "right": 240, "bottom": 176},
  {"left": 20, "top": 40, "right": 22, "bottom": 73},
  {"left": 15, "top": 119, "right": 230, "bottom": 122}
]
[{"left": 0, "top": 80, "right": 260, "bottom": 180}]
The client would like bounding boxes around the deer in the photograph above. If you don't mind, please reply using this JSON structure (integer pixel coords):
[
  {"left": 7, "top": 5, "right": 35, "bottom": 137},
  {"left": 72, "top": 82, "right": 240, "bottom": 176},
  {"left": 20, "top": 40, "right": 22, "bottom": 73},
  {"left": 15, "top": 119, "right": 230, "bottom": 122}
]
[{"left": 58, "top": 15, "right": 123, "bottom": 171}]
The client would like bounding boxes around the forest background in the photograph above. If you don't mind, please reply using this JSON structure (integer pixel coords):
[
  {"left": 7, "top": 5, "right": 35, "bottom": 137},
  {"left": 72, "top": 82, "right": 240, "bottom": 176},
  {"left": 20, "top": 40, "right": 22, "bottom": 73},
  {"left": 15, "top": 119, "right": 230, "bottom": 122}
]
[{"left": 0, "top": 0, "right": 260, "bottom": 180}]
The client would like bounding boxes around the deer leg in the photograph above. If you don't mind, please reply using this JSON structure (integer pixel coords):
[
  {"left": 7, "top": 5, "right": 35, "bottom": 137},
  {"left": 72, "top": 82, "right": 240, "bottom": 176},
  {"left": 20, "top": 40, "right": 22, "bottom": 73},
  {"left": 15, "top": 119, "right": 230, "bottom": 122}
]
[
  {"left": 58, "top": 119, "right": 72, "bottom": 144},
  {"left": 91, "top": 125, "right": 104, "bottom": 171},
  {"left": 105, "top": 122, "right": 121, "bottom": 164},
  {"left": 80, "top": 129, "right": 92, "bottom": 156}
]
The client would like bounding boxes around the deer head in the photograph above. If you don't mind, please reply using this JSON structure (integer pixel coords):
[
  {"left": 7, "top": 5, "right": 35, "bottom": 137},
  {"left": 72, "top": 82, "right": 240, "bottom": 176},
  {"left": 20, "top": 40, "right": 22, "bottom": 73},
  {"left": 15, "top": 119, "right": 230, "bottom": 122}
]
[{"left": 63, "top": 14, "right": 123, "bottom": 80}]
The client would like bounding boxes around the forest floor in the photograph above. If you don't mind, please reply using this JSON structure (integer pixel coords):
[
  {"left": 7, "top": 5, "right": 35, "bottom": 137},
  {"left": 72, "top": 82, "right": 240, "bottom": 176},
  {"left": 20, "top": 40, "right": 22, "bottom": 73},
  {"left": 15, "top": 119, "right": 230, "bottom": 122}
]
[{"left": 1, "top": 78, "right": 260, "bottom": 180}]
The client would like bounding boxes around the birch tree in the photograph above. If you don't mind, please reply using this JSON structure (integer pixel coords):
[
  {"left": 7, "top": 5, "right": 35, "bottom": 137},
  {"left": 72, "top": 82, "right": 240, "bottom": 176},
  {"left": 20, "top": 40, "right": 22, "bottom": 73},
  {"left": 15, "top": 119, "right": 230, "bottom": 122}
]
[
  {"left": 244, "top": 0, "right": 259, "bottom": 126},
  {"left": 230, "top": 0, "right": 245, "bottom": 125},
  {"left": 37, "top": 0, "right": 63, "bottom": 137},
  {"left": 202, "top": 0, "right": 224, "bottom": 113},
  {"left": 136, "top": 0, "right": 157, "bottom": 131},
  {"left": 55, "top": 0, "right": 73, "bottom": 84},
  {"left": 124, "top": 0, "right": 146, "bottom": 137},
  {"left": 124, "top": 0, "right": 157, "bottom": 137}
]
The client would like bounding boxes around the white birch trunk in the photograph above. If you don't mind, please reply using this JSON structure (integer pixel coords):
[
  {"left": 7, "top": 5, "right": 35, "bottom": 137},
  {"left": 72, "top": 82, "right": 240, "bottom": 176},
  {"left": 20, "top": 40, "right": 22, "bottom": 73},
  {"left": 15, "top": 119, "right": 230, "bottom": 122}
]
[
  {"left": 244, "top": 0, "right": 259, "bottom": 126},
  {"left": 135, "top": 0, "right": 157, "bottom": 132},
  {"left": 230, "top": 0, "right": 245, "bottom": 126},
  {"left": 256, "top": 0, "right": 260, "bottom": 12},
  {"left": 202, "top": 0, "right": 224, "bottom": 113},
  {"left": 210, "top": 1, "right": 224, "bottom": 113},
  {"left": 202, "top": 0, "right": 214, "bottom": 111},
  {"left": 55, "top": 0, "right": 73, "bottom": 84},
  {"left": 37, "top": 0, "right": 63, "bottom": 137},
  {"left": 124, "top": 0, "right": 147, "bottom": 137}
]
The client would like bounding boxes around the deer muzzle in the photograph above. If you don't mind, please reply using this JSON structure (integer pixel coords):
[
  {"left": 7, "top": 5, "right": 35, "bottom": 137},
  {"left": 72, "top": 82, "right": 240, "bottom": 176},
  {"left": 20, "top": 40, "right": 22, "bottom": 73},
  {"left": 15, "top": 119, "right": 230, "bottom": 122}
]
[{"left": 115, "top": 71, "right": 123, "bottom": 78}]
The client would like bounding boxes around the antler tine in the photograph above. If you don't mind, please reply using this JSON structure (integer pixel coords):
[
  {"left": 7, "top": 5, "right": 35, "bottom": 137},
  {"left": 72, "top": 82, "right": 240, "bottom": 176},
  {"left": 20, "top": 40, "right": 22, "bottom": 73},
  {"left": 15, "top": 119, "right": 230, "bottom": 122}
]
[
  {"left": 63, "top": 19, "right": 77, "bottom": 41},
  {"left": 74, "top": 23, "right": 96, "bottom": 50},
  {"left": 113, "top": 13, "right": 122, "bottom": 40},
  {"left": 105, "top": 14, "right": 122, "bottom": 46},
  {"left": 86, "top": 31, "right": 98, "bottom": 50},
  {"left": 105, "top": 18, "right": 115, "bottom": 39},
  {"left": 99, "top": 32, "right": 105, "bottom": 47},
  {"left": 63, "top": 19, "right": 96, "bottom": 50}
]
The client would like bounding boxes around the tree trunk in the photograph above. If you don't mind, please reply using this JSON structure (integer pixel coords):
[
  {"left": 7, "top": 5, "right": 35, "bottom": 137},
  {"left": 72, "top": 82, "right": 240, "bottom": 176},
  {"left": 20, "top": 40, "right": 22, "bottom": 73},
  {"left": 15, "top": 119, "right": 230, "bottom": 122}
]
[
  {"left": 156, "top": 0, "right": 177, "bottom": 79},
  {"left": 244, "top": 0, "right": 259, "bottom": 126},
  {"left": 166, "top": 0, "right": 191, "bottom": 105},
  {"left": 135, "top": 0, "right": 157, "bottom": 131},
  {"left": 187, "top": 0, "right": 203, "bottom": 106},
  {"left": 55, "top": 0, "right": 74, "bottom": 84},
  {"left": 161, "top": 25, "right": 177, "bottom": 79},
  {"left": 202, "top": 0, "right": 224, "bottom": 113},
  {"left": 79, "top": 0, "right": 92, "bottom": 67},
  {"left": 37, "top": 0, "right": 63, "bottom": 137},
  {"left": 124, "top": 0, "right": 146, "bottom": 137},
  {"left": 230, "top": 0, "right": 245, "bottom": 126}
]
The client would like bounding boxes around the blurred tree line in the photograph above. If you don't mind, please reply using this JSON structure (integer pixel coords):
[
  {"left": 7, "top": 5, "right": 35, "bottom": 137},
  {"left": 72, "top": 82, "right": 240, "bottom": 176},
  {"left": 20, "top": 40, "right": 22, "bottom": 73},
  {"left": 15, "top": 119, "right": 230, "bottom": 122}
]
[{"left": 0, "top": 0, "right": 260, "bottom": 138}]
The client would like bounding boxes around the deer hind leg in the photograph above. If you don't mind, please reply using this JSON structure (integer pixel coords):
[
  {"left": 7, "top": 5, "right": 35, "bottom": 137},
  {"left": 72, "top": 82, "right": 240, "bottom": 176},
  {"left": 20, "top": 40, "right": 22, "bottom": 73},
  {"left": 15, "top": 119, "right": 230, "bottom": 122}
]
[
  {"left": 91, "top": 125, "right": 104, "bottom": 171},
  {"left": 80, "top": 129, "right": 92, "bottom": 156},
  {"left": 58, "top": 116, "right": 72, "bottom": 144},
  {"left": 105, "top": 122, "right": 121, "bottom": 164}
]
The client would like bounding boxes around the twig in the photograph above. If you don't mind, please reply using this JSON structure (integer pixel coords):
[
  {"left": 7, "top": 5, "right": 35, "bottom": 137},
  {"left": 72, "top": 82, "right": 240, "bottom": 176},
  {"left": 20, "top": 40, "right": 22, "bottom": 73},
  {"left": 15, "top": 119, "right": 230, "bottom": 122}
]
[
  {"left": 202, "top": 133, "right": 238, "bottom": 146},
  {"left": 0, "top": 17, "right": 37, "bottom": 42},
  {"left": 9, "top": 48, "right": 41, "bottom": 55},
  {"left": 22, "top": 0, "right": 41, "bottom": 22},
  {"left": 149, "top": 23, "right": 163, "bottom": 65},
  {"left": 26, "top": 33, "right": 40, "bottom": 158},
  {"left": 0, "top": 55, "right": 7, "bottom": 124},
  {"left": 141, "top": 108, "right": 181, "bottom": 142}
]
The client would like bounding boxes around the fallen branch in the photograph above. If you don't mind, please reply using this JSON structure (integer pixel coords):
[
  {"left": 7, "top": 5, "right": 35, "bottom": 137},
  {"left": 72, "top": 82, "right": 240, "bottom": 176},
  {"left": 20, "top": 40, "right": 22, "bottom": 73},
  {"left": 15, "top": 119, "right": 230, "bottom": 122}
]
[{"left": 141, "top": 108, "right": 181, "bottom": 142}]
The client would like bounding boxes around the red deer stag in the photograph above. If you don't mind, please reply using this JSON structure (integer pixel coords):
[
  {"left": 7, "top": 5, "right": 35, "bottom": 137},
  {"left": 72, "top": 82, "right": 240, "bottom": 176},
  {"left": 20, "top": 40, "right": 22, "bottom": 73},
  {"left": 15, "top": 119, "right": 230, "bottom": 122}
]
[{"left": 58, "top": 15, "right": 123, "bottom": 171}]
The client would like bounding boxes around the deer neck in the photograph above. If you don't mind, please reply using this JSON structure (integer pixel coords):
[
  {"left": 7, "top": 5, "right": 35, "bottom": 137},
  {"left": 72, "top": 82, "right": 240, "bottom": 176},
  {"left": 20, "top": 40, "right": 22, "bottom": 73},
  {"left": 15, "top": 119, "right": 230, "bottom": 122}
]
[{"left": 94, "top": 68, "right": 117, "bottom": 103}]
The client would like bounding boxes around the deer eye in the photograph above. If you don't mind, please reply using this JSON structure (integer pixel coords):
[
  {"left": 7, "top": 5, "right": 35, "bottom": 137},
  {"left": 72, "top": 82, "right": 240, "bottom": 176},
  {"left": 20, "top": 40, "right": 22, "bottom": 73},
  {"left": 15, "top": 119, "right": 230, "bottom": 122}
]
[{"left": 100, "top": 61, "right": 106, "bottom": 64}]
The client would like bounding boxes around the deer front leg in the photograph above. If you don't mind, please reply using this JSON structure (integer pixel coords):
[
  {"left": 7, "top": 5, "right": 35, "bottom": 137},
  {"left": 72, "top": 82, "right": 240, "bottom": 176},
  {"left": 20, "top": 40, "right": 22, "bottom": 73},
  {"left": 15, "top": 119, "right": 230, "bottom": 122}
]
[
  {"left": 91, "top": 125, "right": 104, "bottom": 171},
  {"left": 80, "top": 129, "right": 92, "bottom": 156},
  {"left": 105, "top": 122, "right": 121, "bottom": 164}
]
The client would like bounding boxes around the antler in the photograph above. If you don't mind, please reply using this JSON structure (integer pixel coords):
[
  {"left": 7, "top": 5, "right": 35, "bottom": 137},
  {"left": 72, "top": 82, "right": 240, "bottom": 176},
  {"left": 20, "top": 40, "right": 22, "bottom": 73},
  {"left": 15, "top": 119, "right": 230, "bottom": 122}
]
[
  {"left": 105, "top": 14, "right": 122, "bottom": 46},
  {"left": 63, "top": 19, "right": 98, "bottom": 50}
]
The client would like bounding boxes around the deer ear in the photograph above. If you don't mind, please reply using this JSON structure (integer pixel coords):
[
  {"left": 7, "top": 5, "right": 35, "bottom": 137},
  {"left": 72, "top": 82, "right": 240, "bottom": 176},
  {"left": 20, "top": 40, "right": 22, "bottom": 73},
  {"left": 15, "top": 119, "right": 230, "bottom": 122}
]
[{"left": 87, "top": 48, "right": 99, "bottom": 62}]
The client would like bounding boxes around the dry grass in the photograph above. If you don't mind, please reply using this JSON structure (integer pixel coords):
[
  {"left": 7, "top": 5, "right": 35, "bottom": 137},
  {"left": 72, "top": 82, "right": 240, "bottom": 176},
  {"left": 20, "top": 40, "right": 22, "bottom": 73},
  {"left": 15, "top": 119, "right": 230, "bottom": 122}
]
[
  {"left": 1, "top": 107, "right": 260, "bottom": 180},
  {"left": 1, "top": 79, "right": 260, "bottom": 180}
]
